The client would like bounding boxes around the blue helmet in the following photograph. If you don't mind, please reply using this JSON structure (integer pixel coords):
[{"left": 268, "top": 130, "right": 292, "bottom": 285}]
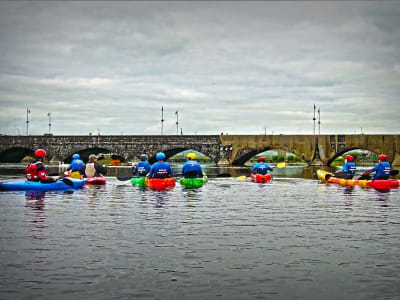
[
  {"left": 156, "top": 152, "right": 166, "bottom": 161},
  {"left": 72, "top": 154, "right": 80, "bottom": 160}
]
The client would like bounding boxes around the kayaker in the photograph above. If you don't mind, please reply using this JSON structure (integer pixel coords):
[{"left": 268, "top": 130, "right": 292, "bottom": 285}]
[
  {"left": 359, "top": 154, "right": 391, "bottom": 180},
  {"left": 182, "top": 152, "right": 203, "bottom": 178},
  {"left": 148, "top": 152, "right": 174, "bottom": 178},
  {"left": 132, "top": 154, "right": 152, "bottom": 176},
  {"left": 251, "top": 157, "right": 273, "bottom": 175},
  {"left": 25, "top": 149, "right": 60, "bottom": 183},
  {"left": 80, "top": 154, "right": 107, "bottom": 178},
  {"left": 335, "top": 155, "right": 356, "bottom": 179},
  {"left": 66, "top": 153, "right": 84, "bottom": 178}
]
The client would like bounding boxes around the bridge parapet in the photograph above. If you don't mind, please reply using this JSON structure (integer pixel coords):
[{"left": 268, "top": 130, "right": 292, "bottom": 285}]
[{"left": 0, "top": 134, "right": 399, "bottom": 166}]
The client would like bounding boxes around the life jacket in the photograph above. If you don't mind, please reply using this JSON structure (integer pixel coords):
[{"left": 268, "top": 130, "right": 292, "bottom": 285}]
[
  {"left": 25, "top": 162, "right": 39, "bottom": 181},
  {"left": 85, "top": 163, "right": 96, "bottom": 178}
]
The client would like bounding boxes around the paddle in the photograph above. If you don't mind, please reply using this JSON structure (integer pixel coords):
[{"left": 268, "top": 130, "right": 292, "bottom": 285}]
[
  {"left": 117, "top": 173, "right": 232, "bottom": 181},
  {"left": 276, "top": 162, "right": 286, "bottom": 168},
  {"left": 59, "top": 177, "right": 74, "bottom": 187},
  {"left": 117, "top": 175, "right": 137, "bottom": 181},
  {"left": 390, "top": 170, "right": 399, "bottom": 176}
]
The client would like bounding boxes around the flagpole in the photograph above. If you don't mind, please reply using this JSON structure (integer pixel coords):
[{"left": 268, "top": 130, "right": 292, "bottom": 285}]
[
  {"left": 318, "top": 108, "right": 321, "bottom": 135},
  {"left": 175, "top": 109, "right": 179, "bottom": 135},
  {"left": 26, "top": 108, "right": 30, "bottom": 136}
]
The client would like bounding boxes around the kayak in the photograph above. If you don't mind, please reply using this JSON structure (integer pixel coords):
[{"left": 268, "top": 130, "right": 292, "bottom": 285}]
[
  {"left": 0, "top": 178, "right": 87, "bottom": 191},
  {"left": 180, "top": 175, "right": 208, "bottom": 188},
  {"left": 86, "top": 176, "right": 106, "bottom": 185},
  {"left": 317, "top": 170, "right": 399, "bottom": 189},
  {"left": 251, "top": 174, "right": 272, "bottom": 183},
  {"left": 145, "top": 177, "right": 175, "bottom": 190},
  {"left": 131, "top": 177, "right": 146, "bottom": 186}
]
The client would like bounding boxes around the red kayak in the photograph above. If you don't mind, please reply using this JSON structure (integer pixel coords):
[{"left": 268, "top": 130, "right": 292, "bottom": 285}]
[
  {"left": 86, "top": 176, "right": 106, "bottom": 185},
  {"left": 145, "top": 177, "right": 175, "bottom": 190},
  {"left": 251, "top": 174, "right": 272, "bottom": 183},
  {"left": 367, "top": 179, "right": 399, "bottom": 189}
]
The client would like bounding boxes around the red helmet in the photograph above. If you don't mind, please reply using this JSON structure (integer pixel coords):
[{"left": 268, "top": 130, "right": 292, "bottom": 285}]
[
  {"left": 345, "top": 155, "right": 354, "bottom": 162},
  {"left": 34, "top": 149, "right": 47, "bottom": 158},
  {"left": 258, "top": 156, "right": 265, "bottom": 162},
  {"left": 378, "top": 154, "right": 388, "bottom": 161}
]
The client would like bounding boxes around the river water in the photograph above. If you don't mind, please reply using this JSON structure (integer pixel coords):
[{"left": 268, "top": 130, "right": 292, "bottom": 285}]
[{"left": 1, "top": 165, "right": 400, "bottom": 300}]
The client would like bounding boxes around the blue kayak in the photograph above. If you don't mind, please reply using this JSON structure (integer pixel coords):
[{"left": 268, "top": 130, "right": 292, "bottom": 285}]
[{"left": 0, "top": 178, "right": 87, "bottom": 191}]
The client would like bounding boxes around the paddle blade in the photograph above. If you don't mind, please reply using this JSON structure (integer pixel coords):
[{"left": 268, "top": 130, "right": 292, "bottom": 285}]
[
  {"left": 217, "top": 173, "right": 232, "bottom": 177},
  {"left": 117, "top": 175, "right": 134, "bottom": 181},
  {"left": 236, "top": 176, "right": 246, "bottom": 180},
  {"left": 277, "top": 162, "right": 286, "bottom": 168},
  {"left": 61, "top": 177, "right": 74, "bottom": 187}
]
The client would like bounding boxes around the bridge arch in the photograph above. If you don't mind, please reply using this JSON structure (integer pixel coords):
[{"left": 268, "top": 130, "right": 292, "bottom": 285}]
[
  {"left": 62, "top": 147, "right": 128, "bottom": 164},
  {"left": 0, "top": 147, "right": 35, "bottom": 163},
  {"left": 327, "top": 147, "right": 377, "bottom": 166}
]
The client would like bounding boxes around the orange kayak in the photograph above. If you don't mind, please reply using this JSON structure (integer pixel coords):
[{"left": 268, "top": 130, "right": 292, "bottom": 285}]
[{"left": 251, "top": 174, "right": 272, "bottom": 183}]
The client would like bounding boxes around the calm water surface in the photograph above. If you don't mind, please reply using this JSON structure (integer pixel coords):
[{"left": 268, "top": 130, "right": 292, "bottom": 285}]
[{"left": 1, "top": 170, "right": 400, "bottom": 300}]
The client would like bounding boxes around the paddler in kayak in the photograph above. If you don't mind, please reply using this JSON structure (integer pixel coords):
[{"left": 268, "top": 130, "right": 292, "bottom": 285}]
[
  {"left": 251, "top": 157, "right": 273, "bottom": 175},
  {"left": 182, "top": 152, "right": 203, "bottom": 178},
  {"left": 359, "top": 154, "right": 391, "bottom": 180},
  {"left": 334, "top": 155, "right": 356, "bottom": 179},
  {"left": 148, "top": 152, "right": 174, "bottom": 178},
  {"left": 66, "top": 153, "right": 84, "bottom": 178},
  {"left": 25, "top": 149, "right": 60, "bottom": 183},
  {"left": 80, "top": 154, "right": 107, "bottom": 178},
  {"left": 132, "top": 154, "right": 152, "bottom": 176}
]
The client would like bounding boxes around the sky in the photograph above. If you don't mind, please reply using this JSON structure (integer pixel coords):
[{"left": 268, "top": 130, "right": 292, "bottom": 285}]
[{"left": 0, "top": 1, "right": 399, "bottom": 136}]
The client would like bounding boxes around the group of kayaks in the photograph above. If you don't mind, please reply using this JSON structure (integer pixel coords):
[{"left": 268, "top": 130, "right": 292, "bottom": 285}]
[
  {"left": 131, "top": 175, "right": 209, "bottom": 189},
  {"left": 317, "top": 170, "right": 399, "bottom": 190},
  {"left": 1, "top": 170, "right": 399, "bottom": 192},
  {"left": 0, "top": 176, "right": 106, "bottom": 191}
]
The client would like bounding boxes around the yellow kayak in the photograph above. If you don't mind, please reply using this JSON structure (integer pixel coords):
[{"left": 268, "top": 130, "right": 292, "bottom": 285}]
[
  {"left": 317, "top": 169, "right": 369, "bottom": 188},
  {"left": 316, "top": 170, "right": 399, "bottom": 189}
]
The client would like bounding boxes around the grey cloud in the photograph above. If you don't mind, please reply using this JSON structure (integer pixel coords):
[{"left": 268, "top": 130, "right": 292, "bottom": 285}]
[{"left": 0, "top": 1, "right": 399, "bottom": 136}]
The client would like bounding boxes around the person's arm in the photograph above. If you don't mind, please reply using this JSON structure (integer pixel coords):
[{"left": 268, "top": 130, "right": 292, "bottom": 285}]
[
  {"left": 37, "top": 165, "right": 56, "bottom": 183},
  {"left": 95, "top": 163, "right": 107, "bottom": 176}
]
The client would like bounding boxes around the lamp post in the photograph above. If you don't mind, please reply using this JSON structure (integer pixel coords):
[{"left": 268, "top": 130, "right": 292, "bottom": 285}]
[
  {"left": 175, "top": 109, "right": 179, "bottom": 135},
  {"left": 26, "top": 108, "right": 30, "bottom": 135},
  {"left": 48, "top": 112, "right": 51, "bottom": 134},
  {"left": 161, "top": 106, "right": 164, "bottom": 135},
  {"left": 313, "top": 104, "right": 316, "bottom": 135}
]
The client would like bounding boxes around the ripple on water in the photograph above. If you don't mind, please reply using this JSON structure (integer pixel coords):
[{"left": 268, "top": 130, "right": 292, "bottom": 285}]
[{"left": 0, "top": 176, "right": 399, "bottom": 299}]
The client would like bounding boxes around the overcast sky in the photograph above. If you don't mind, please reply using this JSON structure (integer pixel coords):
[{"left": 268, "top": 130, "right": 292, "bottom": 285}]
[{"left": 0, "top": 1, "right": 399, "bottom": 136}]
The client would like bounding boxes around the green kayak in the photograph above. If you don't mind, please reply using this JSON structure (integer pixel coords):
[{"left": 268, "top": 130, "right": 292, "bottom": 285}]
[
  {"left": 180, "top": 175, "right": 208, "bottom": 188},
  {"left": 131, "top": 177, "right": 146, "bottom": 186}
]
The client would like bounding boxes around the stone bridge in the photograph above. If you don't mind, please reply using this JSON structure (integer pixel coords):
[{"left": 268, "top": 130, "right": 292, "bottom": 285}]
[{"left": 0, "top": 134, "right": 399, "bottom": 166}]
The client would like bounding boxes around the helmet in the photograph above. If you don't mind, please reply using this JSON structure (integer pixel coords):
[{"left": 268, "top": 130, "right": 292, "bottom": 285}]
[
  {"left": 34, "top": 149, "right": 47, "bottom": 158},
  {"left": 88, "top": 154, "right": 98, "bottom": 162},
  {"left": 378, "top": 154, "right": 388, "bottom": 161},
  {"left": 187, "top": 153, "right": 197, "bottom": 160},
  {"left": 72, "top": 154, "right": 80, "bottom": 160},
  {"left": 345, "top": 155, "right": 354, "bottom": 162},
  {"left": 140, "top": 154, "right": 148, "bottom": 161},
  {"left": 156, "top": 152, "right": 166, "bottom": 161},
  {"left": 258, "top": 157, "right": 265, "bottom": 162}
]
